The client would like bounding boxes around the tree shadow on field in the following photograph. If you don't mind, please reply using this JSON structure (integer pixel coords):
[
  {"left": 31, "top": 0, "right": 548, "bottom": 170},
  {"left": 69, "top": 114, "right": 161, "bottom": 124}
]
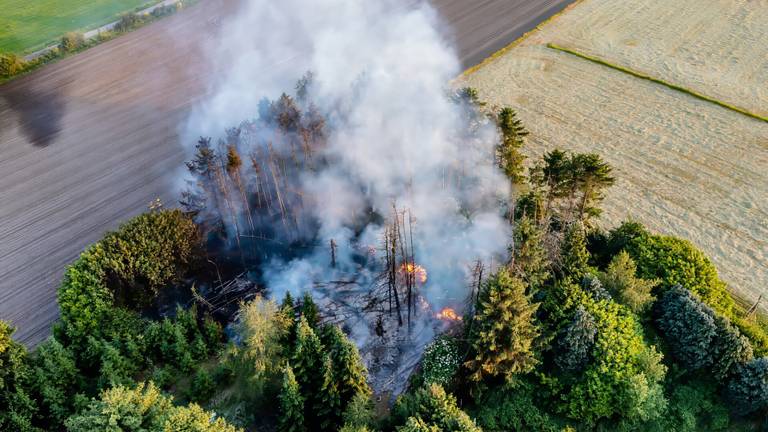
[{"left": 0, "top": 81, "right": 68, "bottom": 147}]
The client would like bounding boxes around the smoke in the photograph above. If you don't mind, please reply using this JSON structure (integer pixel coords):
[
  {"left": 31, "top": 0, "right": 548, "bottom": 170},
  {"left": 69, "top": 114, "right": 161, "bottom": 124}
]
[{"left": 183, "top": 0, "right": 511, "bottom": 372}]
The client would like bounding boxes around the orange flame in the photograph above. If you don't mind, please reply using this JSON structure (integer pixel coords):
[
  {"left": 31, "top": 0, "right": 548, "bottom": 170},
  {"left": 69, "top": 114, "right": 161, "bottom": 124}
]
[
  {"left": 398, "top": 263, "right": 427, "bottom": 284},
  {"left": 436, "top": 307, "right": 462, "bottom": 322}
]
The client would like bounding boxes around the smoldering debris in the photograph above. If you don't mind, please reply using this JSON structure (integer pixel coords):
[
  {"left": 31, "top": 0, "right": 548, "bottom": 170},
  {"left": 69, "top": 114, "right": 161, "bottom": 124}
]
[{"left": 180, "top": 0, "right": 513, "bottom": 395}]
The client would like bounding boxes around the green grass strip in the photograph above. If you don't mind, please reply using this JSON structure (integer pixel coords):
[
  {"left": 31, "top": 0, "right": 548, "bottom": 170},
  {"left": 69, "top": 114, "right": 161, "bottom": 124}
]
[{"left": 547, "top": 43, "right": 768, "bottom": 123}]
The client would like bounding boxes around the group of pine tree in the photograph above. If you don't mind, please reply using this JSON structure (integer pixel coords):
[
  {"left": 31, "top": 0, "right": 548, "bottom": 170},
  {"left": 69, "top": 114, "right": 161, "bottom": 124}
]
[{"left": 2, "top": 85, "right": 768, "bottom": 431}]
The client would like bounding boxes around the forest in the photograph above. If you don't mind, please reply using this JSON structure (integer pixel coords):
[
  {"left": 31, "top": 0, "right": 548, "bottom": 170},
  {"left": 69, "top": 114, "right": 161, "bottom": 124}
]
[{"left": 1, "top": 82, "right": 767, "bottom": 432}]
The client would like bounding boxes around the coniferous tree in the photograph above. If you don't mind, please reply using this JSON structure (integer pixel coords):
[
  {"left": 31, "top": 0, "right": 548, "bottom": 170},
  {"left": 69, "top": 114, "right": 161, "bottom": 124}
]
[
  {"left": 530, "top": 149, "right": 571, "bottom": 220},
  {"left": 315, "top": 355, "right": 342, "bottom": 431},
  {"left": 279, "top": 366, "right": 305, "bottom": 432},
  {"left": 325, "top": 326, "right": 371, "bottom": 404},
  {"left": 342, "top": 393, "right": 376, "bottom": 430},
  {"left": 711, "top": 316, "right": 754, "bottom": 381},
  {"left": 465, "top": 269, "right": 539, "bottom": 385},
  {"left": 182, "top": 137, "right": 219, "bottom": 217},
  {"left": 300, "top": 293, "right": 320, "bottom": 329},
  {"left": 560, "top": 222, "right": 590, "bottom": 280},
  {"left": 656, "top": 286, "right": 718, "bottom": 371},
  {"left": 726, "top": 357, "right": 768, "bottom": 416},
  {"left": 598, "top": 251, "right": 657, "bottom": 314},
  {"left": 393, "top": 384, "right": 481, "bottom": 432},
  {"left": 510, "top": 216, "right": 550, "bottom": 293},
  {"left": 291, "top": 316, "right": 324, "bottom": 401},
  {"left": 571, "top": 153, "right": 615, "bottom": 221},
  {"left": 581, "top": 274, "right": 611, "bottom": 301},
  {"left": 496, "top": 107, "right": 529, "bottom": 185},
  {"left": 29, "top": 338, "right": 80, "bottom": 427},
  {"left": 514, "top": 190, "right": 545, "bottom": 224},
  {"left": 555, "top": 306, "right": 597, "bottom": 373},
  {"left": 280, "top": 292, "right": 297, "bottom": 349},
  {"left": 225, "top": 143, "right": 255, "bottom": 235}
]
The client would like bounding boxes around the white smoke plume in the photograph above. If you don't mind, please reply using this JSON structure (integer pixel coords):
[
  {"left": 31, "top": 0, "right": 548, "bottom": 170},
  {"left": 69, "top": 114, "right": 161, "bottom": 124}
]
[{"left": 183, "top": 0, "right": 512, "bottom": 388}]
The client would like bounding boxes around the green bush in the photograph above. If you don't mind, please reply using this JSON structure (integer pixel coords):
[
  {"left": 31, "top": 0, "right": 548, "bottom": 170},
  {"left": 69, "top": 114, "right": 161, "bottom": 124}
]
[
  {"left": 543, "top": 283, "right": 667, "bottom": 425},
  {"left": 562, "top": 297, "right": 667, "bottom": 424},
  {"left": 421, "top": 336, "right": 462, "bottom": 387},
  {"left": 188, "top": 369, "right": 215, "bottom": 404}
]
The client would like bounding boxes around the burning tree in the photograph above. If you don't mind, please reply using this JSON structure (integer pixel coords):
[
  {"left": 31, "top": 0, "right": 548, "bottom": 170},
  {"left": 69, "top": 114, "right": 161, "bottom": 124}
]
[{"left": 182, "top": 80, "right": 328, "bottom": 266}]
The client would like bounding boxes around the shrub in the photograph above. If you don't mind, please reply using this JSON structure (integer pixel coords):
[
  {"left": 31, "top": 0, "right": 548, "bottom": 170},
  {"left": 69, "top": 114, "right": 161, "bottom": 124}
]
[
  {"left": 60, "top": 32, "right": 84, "bottom": 52},
  {"left": 0, "top": 52, "right": 27, "bottom": 78},
  {"left": 150, "top": 366, "right": 175, "bottom": 390},
  {"left": 549, "top": 286, "right": 667, "bottom": 425},
  {"left": 114, "top": 13, "right": 144, "bottom": 33},
  {"left": 151, "top": 4, "right": 180, "bottom": 18},
  {"left": 188, "top": 369, "right": 215, "bottom": 403},
  {"left": 421, "top": 336, "right": 462, "bottom": 387},
  {"left": 65, "top": 382, "right": 240, "bottom": 431}
]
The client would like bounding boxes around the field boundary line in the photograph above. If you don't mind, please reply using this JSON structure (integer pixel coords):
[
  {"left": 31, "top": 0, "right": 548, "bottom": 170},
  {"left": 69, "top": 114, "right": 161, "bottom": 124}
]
[
  {"left": 460, "top": 0, "right": 584, "bottom": 78},
  {"left": 547, "top": 43, "right": 768, "bottom": 123}
]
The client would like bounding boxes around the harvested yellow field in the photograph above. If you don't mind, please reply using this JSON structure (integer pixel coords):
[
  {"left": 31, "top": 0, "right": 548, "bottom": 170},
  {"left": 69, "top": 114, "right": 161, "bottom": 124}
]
[
  {"left": 463, "top": 0, "right": 768, "bottom": 309},
  {"left": 543, "top": 0, "right": 768, "bottom": 118}
]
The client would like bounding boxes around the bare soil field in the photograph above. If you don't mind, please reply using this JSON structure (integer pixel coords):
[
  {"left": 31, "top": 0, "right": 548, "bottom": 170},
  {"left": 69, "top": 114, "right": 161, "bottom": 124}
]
[{"left": 463, "top": 0, "right": 768, "bottom": 311}]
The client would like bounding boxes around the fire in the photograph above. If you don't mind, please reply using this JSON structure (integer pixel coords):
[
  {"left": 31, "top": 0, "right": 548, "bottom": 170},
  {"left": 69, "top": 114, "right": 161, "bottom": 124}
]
[
  {"left": 436, "top": 307, "right": 462, "bottom": 322},
  {"left": 398, "top": 263, "right": 427, "bottom": 284}
]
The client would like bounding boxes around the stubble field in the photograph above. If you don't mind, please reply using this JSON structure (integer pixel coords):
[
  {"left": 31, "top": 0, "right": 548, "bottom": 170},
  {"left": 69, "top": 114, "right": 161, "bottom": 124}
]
[{"left": 463, "top": 0, "right": 768, "bottom": 310}]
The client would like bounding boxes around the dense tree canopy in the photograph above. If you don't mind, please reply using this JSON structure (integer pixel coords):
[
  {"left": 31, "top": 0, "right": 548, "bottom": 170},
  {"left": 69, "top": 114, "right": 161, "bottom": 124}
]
[{"left": 57, "top": 209, "right": 199, "bottom": 343}]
